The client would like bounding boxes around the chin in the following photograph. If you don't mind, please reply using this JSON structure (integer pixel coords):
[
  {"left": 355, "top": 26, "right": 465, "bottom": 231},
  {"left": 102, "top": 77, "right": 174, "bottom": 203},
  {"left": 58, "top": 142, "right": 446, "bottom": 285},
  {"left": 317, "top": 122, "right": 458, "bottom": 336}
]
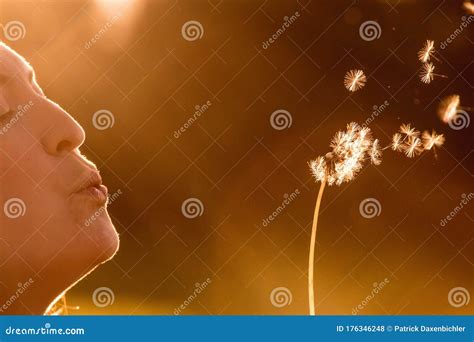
[
  {"left": 39, "top": 213, "right": 119, "bottom": 313},
  {"left": 46, "top": 221, "right": 119, "bottom": 315},
  {"left": 84, "top": 212, "right": 120, "bottom": 262},
  {"left": 64, "top": 209, "right": 120, "bottom": 278}
]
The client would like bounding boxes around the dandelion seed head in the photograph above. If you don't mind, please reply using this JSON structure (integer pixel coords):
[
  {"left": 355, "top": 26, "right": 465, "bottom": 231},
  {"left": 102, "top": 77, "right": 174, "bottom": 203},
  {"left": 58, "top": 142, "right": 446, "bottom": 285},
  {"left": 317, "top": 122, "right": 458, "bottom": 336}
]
[
  {"left": 438, "top": 95, "right": 460, "bottom": 124},
  {"left": 309, "top": 156, "right": 327, "bottom": 183},
  {"left": 344, "top": 69, "right": 367, "bottom": 92},
  {"left": 309, "top": 122, "right": 377, "bottom": 186},
  {"left": 419, "top": 62, "right": 435, "bottom": 84},
  {"left": 418, "top": 40, "right": 436, "bottom": 63},
  {"left": 422, "top": 130, "right": 445, "bottom": 150}
]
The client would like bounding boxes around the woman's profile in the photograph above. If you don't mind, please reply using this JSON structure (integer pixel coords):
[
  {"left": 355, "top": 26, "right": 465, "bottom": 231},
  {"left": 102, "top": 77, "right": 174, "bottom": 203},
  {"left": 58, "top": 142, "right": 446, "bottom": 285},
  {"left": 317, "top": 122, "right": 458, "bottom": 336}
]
[{"left": 0, "top": 42, "right": 119, "bottom": 314}]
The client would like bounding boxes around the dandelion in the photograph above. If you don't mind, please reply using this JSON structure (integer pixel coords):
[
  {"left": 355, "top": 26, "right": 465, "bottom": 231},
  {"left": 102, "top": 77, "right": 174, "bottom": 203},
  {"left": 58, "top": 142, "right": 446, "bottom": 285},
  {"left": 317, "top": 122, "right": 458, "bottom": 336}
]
[
  {"left": 307, "top": 122, "right": 376, "bottom": 315},
  {"left": 418, "top": 40, "right": 438, "bottom": 63},
  {"left": 307, "top": 122, "right": 445, "bottom": 315},
  {"left": 344, "top": 69, "right": 367, "bottom": 92},
  {"left": 419, "top": 62, "right": 447, "bottom": 84}
]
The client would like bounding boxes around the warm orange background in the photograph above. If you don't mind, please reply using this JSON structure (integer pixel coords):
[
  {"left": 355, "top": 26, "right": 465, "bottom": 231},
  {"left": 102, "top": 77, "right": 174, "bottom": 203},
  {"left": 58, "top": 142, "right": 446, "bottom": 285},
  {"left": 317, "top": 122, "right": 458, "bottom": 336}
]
[{"left": 1, "top": 0, "right": 472, "bottom": 315}]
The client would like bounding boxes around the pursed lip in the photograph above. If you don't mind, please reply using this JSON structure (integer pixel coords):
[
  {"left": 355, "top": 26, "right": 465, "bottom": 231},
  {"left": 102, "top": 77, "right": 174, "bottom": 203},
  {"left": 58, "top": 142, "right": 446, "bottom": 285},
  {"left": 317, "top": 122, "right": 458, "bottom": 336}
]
[{"left": 71, "top": 171, "right": 108, "bottom": 204}]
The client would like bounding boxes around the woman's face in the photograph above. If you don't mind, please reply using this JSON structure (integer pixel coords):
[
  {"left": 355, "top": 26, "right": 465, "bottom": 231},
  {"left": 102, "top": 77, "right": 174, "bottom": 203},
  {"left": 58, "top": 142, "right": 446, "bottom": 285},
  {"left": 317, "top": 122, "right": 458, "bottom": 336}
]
[{"left": 0, "top": 43, "right": 119, "bottom": 312}]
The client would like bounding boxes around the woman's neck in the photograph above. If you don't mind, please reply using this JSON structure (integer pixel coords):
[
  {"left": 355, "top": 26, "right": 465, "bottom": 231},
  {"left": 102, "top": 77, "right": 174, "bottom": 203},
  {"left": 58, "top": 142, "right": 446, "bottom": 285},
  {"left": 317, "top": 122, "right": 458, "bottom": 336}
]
[{"left": 0, "top": 276, "right": 64, "bottom": 315}]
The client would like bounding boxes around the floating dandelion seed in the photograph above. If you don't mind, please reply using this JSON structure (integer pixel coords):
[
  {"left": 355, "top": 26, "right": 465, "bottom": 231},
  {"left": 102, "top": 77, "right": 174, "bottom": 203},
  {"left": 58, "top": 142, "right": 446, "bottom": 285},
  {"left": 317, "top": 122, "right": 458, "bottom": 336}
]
[
  {"left": 391, "top": 133, "right": 404, "bottom": 152},
  {"left": 393, "top": 123, "right": 440, "bottom": 158},
  {"left": 399, "top": 123, "right": 419, "bottom": 138},
  {"left": 437, "top": 94, "right": 463, "bottom": 124},
  {"left": 404, "top": 137, "right": 423, "bottom": 158},
  {"left": 420, "top": 62, "right": 435, "bottom": 84},
  {"left": 419, "top": 62, "right": 447, "bottom": 84},
  {"left": 463, "top": 1, "right": 474, "bottom": 14},
  {"left": 369, "top": 139, "right": 382, "bottom": 165},
  {"left": 422, "top": 130, "right": 445, "bottom": 150},
  {"left": 344, "top": 69, "right": 367, "bottom": 92},
  {"left": 418, "top": 40, "right": 437, "bottom": 63},
  {"left": 437, "top": 95, "right": 473, "bottom": 126}
]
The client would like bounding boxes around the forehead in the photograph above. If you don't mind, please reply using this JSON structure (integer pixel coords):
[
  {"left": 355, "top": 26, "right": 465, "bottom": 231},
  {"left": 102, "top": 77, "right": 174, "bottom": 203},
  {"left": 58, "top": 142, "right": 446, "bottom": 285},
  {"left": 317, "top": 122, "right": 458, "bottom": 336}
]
[{"left": 0, "top": 42, "right": 32, "bottom": 78}]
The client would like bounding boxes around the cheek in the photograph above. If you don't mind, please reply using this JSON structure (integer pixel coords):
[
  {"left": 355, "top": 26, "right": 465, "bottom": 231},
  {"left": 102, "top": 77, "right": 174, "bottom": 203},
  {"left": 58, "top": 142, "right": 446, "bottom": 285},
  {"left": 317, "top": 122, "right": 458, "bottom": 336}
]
[
  {"left": 0, "top": 179, "right": 60, "bottom": 256},
  {"left": 0, "top": 191, "right": 115, "bottom": 274},
  {"left": 0, "top": 138, "right": 53, "bottom": 226},
  {"left": 0, "top": 122, "right": 52, "bottom": 181},
  {"left": 0, "top": 137, "right": 62, "bottom": 260}
]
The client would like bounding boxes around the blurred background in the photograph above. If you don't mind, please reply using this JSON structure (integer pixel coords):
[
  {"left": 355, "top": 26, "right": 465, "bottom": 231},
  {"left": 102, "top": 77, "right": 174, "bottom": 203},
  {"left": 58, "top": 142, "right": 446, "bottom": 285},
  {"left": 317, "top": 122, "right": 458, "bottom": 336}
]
[{"left": 1, "top": 0, "right": 472, "bottom": 315}]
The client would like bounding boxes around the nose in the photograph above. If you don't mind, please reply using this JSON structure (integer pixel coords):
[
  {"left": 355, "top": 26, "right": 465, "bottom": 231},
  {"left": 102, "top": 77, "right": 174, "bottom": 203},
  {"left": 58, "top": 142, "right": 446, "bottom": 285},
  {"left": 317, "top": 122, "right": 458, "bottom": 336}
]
[{"left": 40, "top": 99, "right": 85, "bottom": 156}]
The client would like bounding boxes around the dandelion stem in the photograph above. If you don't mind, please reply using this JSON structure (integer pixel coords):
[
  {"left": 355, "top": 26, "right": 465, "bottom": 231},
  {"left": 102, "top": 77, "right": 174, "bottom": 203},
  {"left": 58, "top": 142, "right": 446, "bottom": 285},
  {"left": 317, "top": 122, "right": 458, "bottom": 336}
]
[
  {"left": 308, "top": 178, "right": 326, "bottom": 316},
  {"left": 62, "top": 295, "right": 69, "bottom": 315}
]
